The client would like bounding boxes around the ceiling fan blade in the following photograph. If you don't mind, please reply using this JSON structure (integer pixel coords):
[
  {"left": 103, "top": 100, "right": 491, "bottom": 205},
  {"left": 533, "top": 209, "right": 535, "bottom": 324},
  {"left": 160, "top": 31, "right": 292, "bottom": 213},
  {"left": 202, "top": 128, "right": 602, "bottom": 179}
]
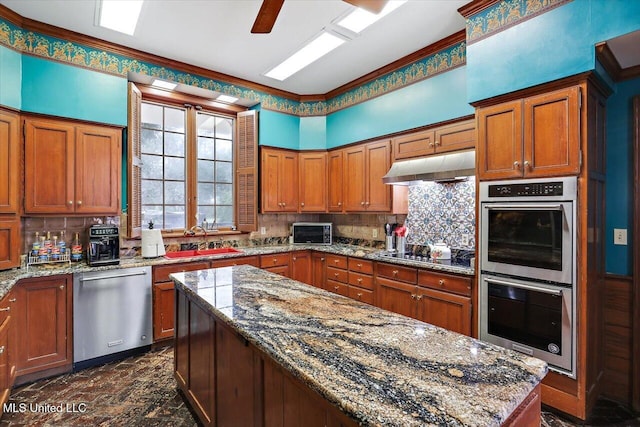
[
  {"left": 343, "top": 0, "right": 387, "bottom": 14},
  {"left": 251, "top": 0, "right": 285, "bottom": 34}
]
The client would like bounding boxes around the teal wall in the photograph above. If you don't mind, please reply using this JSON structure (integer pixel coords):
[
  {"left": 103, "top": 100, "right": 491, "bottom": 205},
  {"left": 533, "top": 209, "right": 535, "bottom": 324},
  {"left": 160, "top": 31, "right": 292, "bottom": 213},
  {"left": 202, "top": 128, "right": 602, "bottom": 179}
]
[
  {"left": 605, "top": 77, "right": 640, "bottom": 275},
  {"left": 21, "top": 55, "right": 127, "bottom": 125},
  {"left": 467, "top": 0, "right": 640, "bottom": 103},
  {"left": 258, "top": 109, "right": 299, "bottom": 150},
  {"left": 326, "top": 66, "right": 473, "bottom": 148},
  {"left": 299, "top": 116, "right": 326, "bottom": 150},
  {"left": 0, "top": 45, "right": 21, "bottom": 109}
]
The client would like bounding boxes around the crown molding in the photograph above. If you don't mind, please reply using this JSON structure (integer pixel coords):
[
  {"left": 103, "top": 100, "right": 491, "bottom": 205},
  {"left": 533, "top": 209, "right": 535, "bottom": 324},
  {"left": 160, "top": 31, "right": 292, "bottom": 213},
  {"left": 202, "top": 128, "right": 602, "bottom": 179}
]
[
  {"left": 596, "top": 41, "right": 640, "bottom": 82},
  {"left": 457, "top": 0, "right": 499, "bottom": 19}
]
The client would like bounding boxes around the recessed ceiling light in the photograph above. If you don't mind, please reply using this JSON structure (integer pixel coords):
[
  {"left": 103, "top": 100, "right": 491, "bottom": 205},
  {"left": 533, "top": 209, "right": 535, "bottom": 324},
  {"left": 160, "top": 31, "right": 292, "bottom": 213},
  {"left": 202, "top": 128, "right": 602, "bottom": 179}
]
[
  {"left": 96, "top": 0, "right": 144, "bottom": 36},
  {"left": 337, "top": 0, "right": 407, "bottom": 34},
  {"left": 151, "top": 79, "right": 177, "bottom": 90},
  {"left": 216, "top": 94, "right": 239, "bottom": 103},
  {"left": 264, "top": 31, "right": 346, "bottom": 81}
]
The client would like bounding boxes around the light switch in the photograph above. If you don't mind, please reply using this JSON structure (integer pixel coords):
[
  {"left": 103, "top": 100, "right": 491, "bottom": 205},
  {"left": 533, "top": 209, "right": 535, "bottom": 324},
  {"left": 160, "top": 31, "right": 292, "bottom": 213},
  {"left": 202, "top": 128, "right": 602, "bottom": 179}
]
[{"left": 613, "top": 228, "right": 627, "bottom": 245}]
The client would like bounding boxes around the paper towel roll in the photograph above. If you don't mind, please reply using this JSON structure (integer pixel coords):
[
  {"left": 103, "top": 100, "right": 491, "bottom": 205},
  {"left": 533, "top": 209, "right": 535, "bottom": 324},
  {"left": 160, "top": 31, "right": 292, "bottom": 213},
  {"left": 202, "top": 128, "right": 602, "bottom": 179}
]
[{"left": 141, "top": 229, "right": 166, "bottom": 258}]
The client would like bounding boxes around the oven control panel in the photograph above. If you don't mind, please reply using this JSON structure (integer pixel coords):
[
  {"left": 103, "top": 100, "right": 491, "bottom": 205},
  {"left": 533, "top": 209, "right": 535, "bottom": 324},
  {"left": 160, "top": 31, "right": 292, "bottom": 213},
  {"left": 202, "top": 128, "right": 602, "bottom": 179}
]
[{"left": 488, "top": 181, "right": 564, "bottom": 197}]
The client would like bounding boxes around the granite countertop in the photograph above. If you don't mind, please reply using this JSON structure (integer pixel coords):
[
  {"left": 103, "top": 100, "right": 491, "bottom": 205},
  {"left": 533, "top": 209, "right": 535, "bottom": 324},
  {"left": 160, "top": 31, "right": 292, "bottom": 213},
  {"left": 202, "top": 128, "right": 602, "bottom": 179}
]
[
  {"left": 0, "top": 243, "right": 474, "bottom": 300},
  {"left": 172, "top": 265, "right": 547, "bottom": 427}
]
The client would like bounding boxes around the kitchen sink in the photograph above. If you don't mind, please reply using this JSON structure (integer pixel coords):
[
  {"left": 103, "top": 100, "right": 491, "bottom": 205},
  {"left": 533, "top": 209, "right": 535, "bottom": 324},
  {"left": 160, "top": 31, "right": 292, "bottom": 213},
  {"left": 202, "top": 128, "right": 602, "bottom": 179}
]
[{"left": 164, "top": 247, "right": 242, "bottom": 259}]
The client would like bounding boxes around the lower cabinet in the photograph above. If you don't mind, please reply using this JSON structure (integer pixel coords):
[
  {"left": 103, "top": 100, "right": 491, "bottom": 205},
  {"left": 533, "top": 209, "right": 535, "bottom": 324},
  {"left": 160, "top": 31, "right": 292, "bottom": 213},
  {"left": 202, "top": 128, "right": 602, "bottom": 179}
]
[
  {"left": 13, "top": 275, "right": 73, "bottom": 384},
  {"left": 0, "top": 218, "right": 20, "bottom": 271},
  {"left": 291, "top": 250, "right": 311, "bottom": 285},
  {"left": 0, "top": 292, "right": 14, "bottom": 416},
  {"left": 260, "top": 253, "right": 291, "bottom": 278},
  {"left": 310, "top": 252, "right": 327, "bottom": 289}
]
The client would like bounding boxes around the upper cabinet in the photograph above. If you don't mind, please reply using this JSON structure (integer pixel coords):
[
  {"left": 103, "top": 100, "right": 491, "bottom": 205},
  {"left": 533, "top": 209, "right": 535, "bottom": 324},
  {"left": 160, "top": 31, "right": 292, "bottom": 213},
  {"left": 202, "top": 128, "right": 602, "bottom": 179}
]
[
  {"left": 477, "top": 86, "right": 581, "bottom": 180},
  {"left": 24, "top": 117, "right": 122, "bottom": 214},
  {"left": 298, "top": 152, "right": 327, "bottom": 212},
  {"left": 260, "top": 147, "right": 298, "bottom": 213},
  {"left": 327, "top": 150, "right": 344, "bottom": 212},
  {"left": 0, "top": 110, "right": 20, "bottom": 214},
  {"left": 392, "top": 118, "right": 475, "bottom": 161},
  {"left": 344, "top": 140, "right": 391, "bottom": 212}
]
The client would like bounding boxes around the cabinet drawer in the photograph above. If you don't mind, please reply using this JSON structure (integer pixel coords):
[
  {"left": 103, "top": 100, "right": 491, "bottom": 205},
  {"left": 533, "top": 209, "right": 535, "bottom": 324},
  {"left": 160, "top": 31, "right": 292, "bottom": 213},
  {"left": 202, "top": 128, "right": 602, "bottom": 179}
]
[
  {"left": 264, "top": 265, "right": 290, "bottom": 277},
  {"left": 392, "top": 130, "right": 434, "bottom": 160},
  {"left": 348, "top": 286, "right": 374, "bottom": 305},
  {"left": 348, "top": 272, "right": 373, "bottom": 290},
  {"left": 327, "top": 267, "right": 348, "bottom": 284},
  {"left": 153, "top": 261, "right": 211, "bottom": 283},
  {"left": 212, "top": 256, "right": 260, "bottom": 268},
  {"left": 325, "top": 280, "right": 349, "bottom": 297},
  {"left": 326, "top": 254, "right": 348, "bottom": 270},
  {"left": 376, "top": 262, "right": 417, "bottom": 284},
  {"left": 260, "top": 253, "right": 290, "bottom": 268},
  {"left": 418, "top": 270, "right": 472, "bottom": 296},
  {"left": 348, "top": 258, "right": 373, "bottom": 274}
]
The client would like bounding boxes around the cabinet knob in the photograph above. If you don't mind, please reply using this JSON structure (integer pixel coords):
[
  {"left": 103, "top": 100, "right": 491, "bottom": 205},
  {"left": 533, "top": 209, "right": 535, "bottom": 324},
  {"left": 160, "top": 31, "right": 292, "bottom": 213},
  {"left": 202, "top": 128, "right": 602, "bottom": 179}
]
[
  {"left": 300, "top": 202, "right": 305, "bottom": 207},
  {"left": 0, "top": 307, "right": 9, "bottom": 312},
  {"left": 338, "top": 202, "right": 342, "bottom": 206},
  {"left": 334, "top": 259, "right": 339, "bottom": 264},
  {"left": 334, "top": 272, "right": 339, "bottom": 277},
  {"left": 513, "top": 161, "right": 520, "bottom": 169},
  {"left": 357, "top": 293, "right": 363, "bottom": 298},
  {"left": 60, "top": 285, "right": 65, "bottom": 290},
  {"left": 435, "top": 140, "right": 440, "bottom": 146},
  {"left": 68, "top": 201, "right": 73, "bottom": 205},
  {"left": 0, "top": 346, "right": 4, "bottom": 354},
  {"left": 282, "top": 202, "right": 286, "bottom": 207},
  {"left": 439, "top": 279, "right": 445, "bottom": 286},
  {"left": 320, "top": 257, "right": 325, "bottom": 261},
  {"left": 392, "top": 270, "right": 399, "bottom": 276},
  {"left": 273, "top": 258, "right": 277, "bottom": 263},
  {"left": 416, "top": 294, "right": 423, "bottom": 301},
  {"left": 365, "top": 202, "right": 370, "bottom": 206},
  {"left": 357, "top": 263, "right": 362, "bottom": 268},
  {"left": 524, "top": 160, "right": 531, "bottom": 169},
  {"left": 293, "top": 257, "right": 297, "bottom": 261},
  {"left": 357, "top": 278, "right": 362, "bottom": 283},
  {"left": 8, "top": 298, "right": 16, "bottom": 303},
  {"left": 428, "top": 142, "right": 434, "bottom": 148},
  {"left": 334, "top": 286, "right": 340, "bottom": 291},
  {"left": 77, "top": 200, "right": 82, "bottom": 205},
  {"left": 411, "top": 294, "right": 416, "bottom": 300},
  {"left": 360, "top": 201, "right": 365, "bottom": 206}
]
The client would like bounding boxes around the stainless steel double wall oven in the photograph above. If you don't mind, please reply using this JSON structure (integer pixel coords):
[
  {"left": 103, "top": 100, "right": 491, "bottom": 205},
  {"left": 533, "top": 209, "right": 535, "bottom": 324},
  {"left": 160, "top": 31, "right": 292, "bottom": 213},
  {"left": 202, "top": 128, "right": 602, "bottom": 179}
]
[{"left": 479, "top": 176, "right": 577, "bottom": 377}]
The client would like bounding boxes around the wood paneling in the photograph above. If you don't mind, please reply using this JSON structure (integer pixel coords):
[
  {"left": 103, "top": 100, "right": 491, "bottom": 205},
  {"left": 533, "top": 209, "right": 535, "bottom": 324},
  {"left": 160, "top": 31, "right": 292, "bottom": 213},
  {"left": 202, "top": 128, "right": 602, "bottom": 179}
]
[
  {"left": 153, "top": 282, "right": 175, "bottom": 341},
  {"left": 327, "top": 150, "right": 344, "bottom": 212},
  {"left": 291, "top": 251, "right": 312, "bottom": 285},
  {"left": 127, "top": 82, "right": 143, "bottom": 238},
  {"left": 298, "top": 152, "right": 327, "bottom": 212},
  {"left": 236, "top": 111, "right": 259, "bottom": 232}
]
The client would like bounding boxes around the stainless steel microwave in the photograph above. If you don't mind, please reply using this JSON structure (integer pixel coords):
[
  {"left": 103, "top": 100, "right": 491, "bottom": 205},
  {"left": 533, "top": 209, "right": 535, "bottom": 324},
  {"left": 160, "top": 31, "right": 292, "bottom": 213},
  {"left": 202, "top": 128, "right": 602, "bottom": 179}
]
[{"left": 292, "top": 223, "right": 332, "bottom": 245}]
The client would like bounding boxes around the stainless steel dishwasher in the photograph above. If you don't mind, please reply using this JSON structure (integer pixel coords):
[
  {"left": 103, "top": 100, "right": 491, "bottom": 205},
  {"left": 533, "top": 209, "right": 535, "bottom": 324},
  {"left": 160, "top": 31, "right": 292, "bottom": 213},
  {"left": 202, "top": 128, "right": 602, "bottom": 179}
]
[{"left": 73, "top": 266, "right": 152, "bottom": 369}]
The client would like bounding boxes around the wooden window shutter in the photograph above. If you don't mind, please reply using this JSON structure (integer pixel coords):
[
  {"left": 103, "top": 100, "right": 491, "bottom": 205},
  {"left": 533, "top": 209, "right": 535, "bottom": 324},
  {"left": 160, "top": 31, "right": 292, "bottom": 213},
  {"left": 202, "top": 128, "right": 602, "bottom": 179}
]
[
  {"left": 236, "top": 110, "right": 258, "bottom": 232},
  {"left": 127, "top": 82, "right": 143, "bottom": 238}
]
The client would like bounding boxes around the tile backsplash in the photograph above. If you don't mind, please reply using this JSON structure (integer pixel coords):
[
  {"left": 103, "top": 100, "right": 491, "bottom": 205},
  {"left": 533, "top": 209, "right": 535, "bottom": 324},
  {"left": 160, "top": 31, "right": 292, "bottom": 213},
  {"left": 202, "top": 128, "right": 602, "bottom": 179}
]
[{"left": 406, "top": 177, "right": 475, "bottom": 249}]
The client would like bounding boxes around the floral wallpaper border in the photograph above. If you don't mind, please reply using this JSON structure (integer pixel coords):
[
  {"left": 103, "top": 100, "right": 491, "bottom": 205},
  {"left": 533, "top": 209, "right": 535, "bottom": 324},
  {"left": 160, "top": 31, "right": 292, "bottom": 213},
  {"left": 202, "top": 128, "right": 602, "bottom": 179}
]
[
  {"left": 0, "top": 15, "right": 464, "bottom": 117},
  {"left": 466, "top": 0, "right": 572, "bottom": 44}
]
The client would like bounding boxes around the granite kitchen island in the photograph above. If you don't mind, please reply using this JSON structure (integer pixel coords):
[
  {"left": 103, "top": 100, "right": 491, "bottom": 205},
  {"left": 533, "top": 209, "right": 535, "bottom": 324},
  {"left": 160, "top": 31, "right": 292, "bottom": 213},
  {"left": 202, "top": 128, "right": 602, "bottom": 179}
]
[{"left": 171, "top": 265, "right": 546, "bottom": 427}]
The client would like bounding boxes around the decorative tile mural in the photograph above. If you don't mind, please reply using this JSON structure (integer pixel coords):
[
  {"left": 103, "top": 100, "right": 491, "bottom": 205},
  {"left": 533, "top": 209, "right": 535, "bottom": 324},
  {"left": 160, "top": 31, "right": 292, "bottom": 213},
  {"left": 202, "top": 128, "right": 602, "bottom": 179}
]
[
  {"left": 466, "top": 0, "right": 572, "bottom": 44},
  {"left": 405, "top": 178, "right": 475, "bottom": 249}
]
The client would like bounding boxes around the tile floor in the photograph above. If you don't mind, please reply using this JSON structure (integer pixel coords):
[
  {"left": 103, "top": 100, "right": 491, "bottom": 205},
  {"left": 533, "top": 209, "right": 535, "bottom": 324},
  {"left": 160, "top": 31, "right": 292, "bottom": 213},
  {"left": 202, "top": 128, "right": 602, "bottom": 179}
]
[{"left": 1, "top": 347, "right": 638, "bottom": 426}]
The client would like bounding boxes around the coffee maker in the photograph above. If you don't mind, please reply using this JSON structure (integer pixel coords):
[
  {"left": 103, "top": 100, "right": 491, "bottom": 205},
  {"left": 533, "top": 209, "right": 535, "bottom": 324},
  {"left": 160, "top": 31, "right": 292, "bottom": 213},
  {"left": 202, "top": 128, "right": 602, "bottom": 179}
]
[{"left": 87, "top": 224, "right": 120, "bottom": 266}]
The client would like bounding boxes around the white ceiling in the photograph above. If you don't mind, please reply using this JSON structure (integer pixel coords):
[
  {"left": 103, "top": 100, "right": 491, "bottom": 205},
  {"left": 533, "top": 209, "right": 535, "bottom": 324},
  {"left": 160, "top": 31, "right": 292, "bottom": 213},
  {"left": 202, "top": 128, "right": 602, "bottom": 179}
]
[{"left": 0, "top": 0, "right": 468, "bottom": 96}]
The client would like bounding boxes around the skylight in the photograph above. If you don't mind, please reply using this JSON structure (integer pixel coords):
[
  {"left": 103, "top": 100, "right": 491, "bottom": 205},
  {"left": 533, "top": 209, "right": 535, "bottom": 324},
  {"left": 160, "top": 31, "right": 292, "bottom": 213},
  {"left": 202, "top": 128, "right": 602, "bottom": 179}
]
[
  {"left": 216, "top": 94, "right": 239, "bottom": 104},
  {"left": 97, "top": 0, "right": 144, "bottom": 35},
  {"left": 264, "top": 31, "right": 346, "bottom": 81},
  {"left": 337, "top": 0, "right": 407, "bottom": 34},
  {"left": 151, "top": 79, "right": 177, "bottom": 90}
]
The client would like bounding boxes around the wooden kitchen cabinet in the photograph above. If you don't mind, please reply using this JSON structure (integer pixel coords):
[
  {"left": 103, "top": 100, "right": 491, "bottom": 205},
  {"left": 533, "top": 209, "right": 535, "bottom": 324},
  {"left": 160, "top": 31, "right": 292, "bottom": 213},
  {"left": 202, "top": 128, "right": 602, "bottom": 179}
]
[
  {"left": 0, "top": 218, "right": 20, "bottom": 270},
  {"left": 343, "top": 140, "right": 391, "bottom": 212},
  {"left": 189, "top": 299, "right": 216, "bottom": 425},
  {"left": 477, "top": 86, "right": 580, "bottom": 180},
  {"left": 310, "top": 252, "right": 327, "bottom": 289},
  {"left": 14, "top": 275, "right": 73, "bottom": 384},
  {"left": 291, "top": 250, "right": 312, "bottom": 285},
  {"left": 327, "top": 150, "right": 344, "bottom": 212},
  {"left": 376, "top": 277, "right": 417, "bottom": 319},
  {"left": 211, "top": 255, "right": 259, "bottom": 268},
  {"left": 0, "top": 291, "right": 16, "bottom": 416},
  {"left": 24, "top": 117, "right": 122, "bottom": 214},
  {"left": 261, "top": 253, "right": 291, "bottom": 277},
  {"left": 391, "top": 119, "right": 475, "bottom": 161},
  {"left": 419, "top": 288, "right": 471, "bottom": 336},
  {"left": 0, "top": 109, "right": 20, "bottom": 214},
  {"left": 298, "top": 152, "right": 327, "bottom": 212},
  {"left": 261, "top": 147, "right": 298, "bottom": 212}
]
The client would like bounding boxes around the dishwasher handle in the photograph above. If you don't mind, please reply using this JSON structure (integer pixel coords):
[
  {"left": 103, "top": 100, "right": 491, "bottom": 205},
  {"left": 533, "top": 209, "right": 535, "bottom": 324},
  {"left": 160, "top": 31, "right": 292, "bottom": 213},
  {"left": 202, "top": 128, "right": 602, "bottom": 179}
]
[{"left": 79, "top": 270, "right": 148, "bottom": 283}]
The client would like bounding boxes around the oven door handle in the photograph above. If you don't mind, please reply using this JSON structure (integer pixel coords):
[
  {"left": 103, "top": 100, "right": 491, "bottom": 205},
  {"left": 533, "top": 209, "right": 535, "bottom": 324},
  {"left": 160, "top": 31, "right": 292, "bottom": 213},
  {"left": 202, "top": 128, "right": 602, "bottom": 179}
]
[
  {"left": 484, "top": 277, "right": 564, "bottom": 296},
  {"left": 483, "top": 204, "right": 564, "bottom": 210}
]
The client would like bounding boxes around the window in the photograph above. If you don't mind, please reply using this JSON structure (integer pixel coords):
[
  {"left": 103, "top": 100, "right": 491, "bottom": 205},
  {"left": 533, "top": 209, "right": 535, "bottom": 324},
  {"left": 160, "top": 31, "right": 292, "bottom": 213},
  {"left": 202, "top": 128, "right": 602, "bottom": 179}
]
[{"left": 139, "top": 101, "right": 235, "bottom": 232}]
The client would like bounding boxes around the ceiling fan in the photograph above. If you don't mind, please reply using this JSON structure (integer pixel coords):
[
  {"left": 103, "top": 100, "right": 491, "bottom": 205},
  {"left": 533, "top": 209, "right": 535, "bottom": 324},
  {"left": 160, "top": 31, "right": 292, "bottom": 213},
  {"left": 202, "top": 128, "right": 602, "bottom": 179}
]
[{"left": 251, "top": 0, "right": 388, "bottom": 33}]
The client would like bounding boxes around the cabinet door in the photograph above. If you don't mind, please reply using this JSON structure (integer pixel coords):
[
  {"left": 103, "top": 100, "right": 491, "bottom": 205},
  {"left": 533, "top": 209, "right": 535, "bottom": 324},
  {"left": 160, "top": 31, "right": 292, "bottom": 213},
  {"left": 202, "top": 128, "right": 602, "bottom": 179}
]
[
  {"left": 279, "top": 151, "right": 299, "bottom": 212},
  {"left": 327, "top": 150, "right": 344, "bottom": 212},
  {"left": 365, "top": 140, "right": 391, "bottom": 211},
  {"left": 523, "top": 86, "right": 580, "bottom": 177},
  {"left": 75, "top": 125, "right": 121, "bottom": 214},
  {"left": 24, "top": 119, "right": 76, "bottom": 213},
  {"left": 15, "top": 275, "right": 73, "bottom": 376},
  {"left": 418, "top": 287, "right": 471, "bottom": 336},
  {"left": 343, "top": 146, "right": 366, "bottom": 211},
  {"left": 348, "top": 286, "right": 374, "bottom": 305},
  {"left": 153, "top": 282, "right": 175, "bottom": 342},
  {"left": 211, "top": 255, "right": 260, "bottom": 268},
  {"left": 0, "top": 110, "right": 19, "bottom": 214},
  {"left": 434, "top": 119, "right": 476, "bottom": 153},
  {"left": 392, "top": 130, "right": 435, "bottom": 160},
  {"left": 0, "top": 314, "right": 9, "bottom": 415},
  {"left": 299, "top": 152, "right": 327, "bottom": 212},
  {"left": 216, "top": 323, "right": 258, "bottom": 427},
  {"left": 283, "top": 374, "right": 327, "bottom": 427},
  {"left": 189, "top": 300, "right": 215, "bottom": 425},
  {"left": 261, "top": 148, "right": 282, "bottom": 212},
  {"left": 175, "top": 289, "right": 189, "bottom": 389},
  {"left": 477, "top": 100, "right": 523, "bottom": 180},
  {"left": 375, "top": 277, "right": 416, "bottom": 319},
  {"left": 0, "top": 217, "right": 20, "bottom": 270},
  {"left": 325, "top": 279, "right": 349, "bottom": 297},
  {"left": 291, "top": 251, "right": 312, "bottom": 285},
  {"left": 310, "top": 252, "right": 327, "bottom": 289}
]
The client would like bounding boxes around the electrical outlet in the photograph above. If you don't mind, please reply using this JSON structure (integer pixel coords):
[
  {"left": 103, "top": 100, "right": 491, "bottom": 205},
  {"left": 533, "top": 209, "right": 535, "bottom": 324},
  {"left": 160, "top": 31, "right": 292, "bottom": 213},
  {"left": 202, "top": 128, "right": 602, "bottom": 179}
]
[
  {"left": 461, "top": 233, "right": 469, "bottom": 246},
  {"left": 260, "top": 226, "right": 266, "bottom": 235},
  {"left": 372, "top": 228, "right": 378, "bottom": 238},
  {"left": 614, "top": 228, "right": 627, "bottom": 245}
]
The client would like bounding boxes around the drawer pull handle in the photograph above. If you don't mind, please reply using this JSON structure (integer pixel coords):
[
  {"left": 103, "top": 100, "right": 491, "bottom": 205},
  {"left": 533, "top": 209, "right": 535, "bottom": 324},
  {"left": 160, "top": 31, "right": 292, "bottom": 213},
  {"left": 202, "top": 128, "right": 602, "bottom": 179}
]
[
  {"left": 334, "top": 259, "right": 339, "bottom": 264},
  {"left": 334, "top": 286, "right": 339, "bottom": 291},
  {"left": 357, "top": 293, "right": 363, "bottom": 298},
  {"left": 334, "top": 273, "right": 339, "bottom": 277},
  {"left": 8, "top": 298, "right": 16, "bottom": 303},
  {"left": 392, "top": 270, "right": 399, "bottom": 276},
  {"left": 273, "top": 258, "right": 277, "bottom": 263},
  {"left": 439, "top": 279, "right": 445, "bottom": 286},
  {"left": 357, "top": 278, "right": 362, "bottom": 283},
  {"left": 321, "top": 258, "right": 325, "bottom": 261},
  {"left": 357, "top": 263, "right": 362, "bottom": 268},
  {"left": 0, "top": 307, "right": 9, "bottom": 312}
]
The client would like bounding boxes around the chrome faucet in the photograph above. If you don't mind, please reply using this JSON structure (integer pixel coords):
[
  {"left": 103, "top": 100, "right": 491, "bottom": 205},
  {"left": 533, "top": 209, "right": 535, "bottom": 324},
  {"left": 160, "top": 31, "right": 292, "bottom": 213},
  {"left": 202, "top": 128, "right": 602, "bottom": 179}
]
[{"left": 184, "top": 225, "right": 207, "bottom": 237}]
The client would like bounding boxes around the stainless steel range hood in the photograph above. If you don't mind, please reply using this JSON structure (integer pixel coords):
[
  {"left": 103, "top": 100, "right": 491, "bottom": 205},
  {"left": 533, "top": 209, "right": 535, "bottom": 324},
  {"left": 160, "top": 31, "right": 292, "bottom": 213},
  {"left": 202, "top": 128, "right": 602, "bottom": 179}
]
[{"left": 382, "top": 150, "right": 475, "bottom": 185}]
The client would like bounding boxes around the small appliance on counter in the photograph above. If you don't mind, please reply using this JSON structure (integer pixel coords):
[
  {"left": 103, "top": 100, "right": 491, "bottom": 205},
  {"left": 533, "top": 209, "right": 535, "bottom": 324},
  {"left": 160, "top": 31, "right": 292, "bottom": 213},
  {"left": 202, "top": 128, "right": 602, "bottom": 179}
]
[
  {"left": 429, "top": 242, "right": 451, "bottom": 260},
  {"left": 87, "top": 224, "right": 120, "bottom": 266},
  {"left": 141, "top": 221, "right": 165, "bottom": 258},
  {"left": 292, "top": 223, "right": 332, "bottom": 245}
]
